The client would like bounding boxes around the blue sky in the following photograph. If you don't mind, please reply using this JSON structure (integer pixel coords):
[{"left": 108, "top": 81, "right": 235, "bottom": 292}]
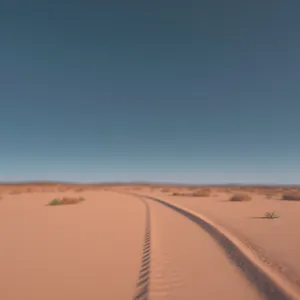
[{"left": 0, "top": 1, "right": 300, "bottom": 184}]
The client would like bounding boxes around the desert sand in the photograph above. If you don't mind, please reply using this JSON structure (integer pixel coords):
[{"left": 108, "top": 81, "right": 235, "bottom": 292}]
[
  {"left": 1, "top": 183, "right": 300, "bottom": 299},
  {"left": 143, "top": 195, "right": 262, "bottom": 299},
  {"left": 0, "top": 190, "right": 145, "bottom": 300},
  {"left": 141, "top": 188, "right": 300, "bottom": 288}
]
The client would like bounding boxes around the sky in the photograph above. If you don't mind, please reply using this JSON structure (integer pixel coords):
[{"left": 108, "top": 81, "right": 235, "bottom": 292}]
[{"left": 0, "top": 1, "right": 300, "bottom": 184}]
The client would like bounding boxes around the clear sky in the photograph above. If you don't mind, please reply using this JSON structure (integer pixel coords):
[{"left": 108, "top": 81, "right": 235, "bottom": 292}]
[{"left": 0, "top": 1, "right": 299, "bottom": 184}]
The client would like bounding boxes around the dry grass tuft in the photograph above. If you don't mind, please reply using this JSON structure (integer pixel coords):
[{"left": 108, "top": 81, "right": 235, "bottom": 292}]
[
  {"left": 264, "top": 211, "right": 280, "bottom": 219},
  {"left": 229, "top": 193, "right": 252, "bottom": 202}
]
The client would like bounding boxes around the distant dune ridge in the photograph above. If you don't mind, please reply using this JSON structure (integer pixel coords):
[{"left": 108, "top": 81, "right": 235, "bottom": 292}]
[{"left": 1, "top": 181, "right": 300, "bottom": 202}]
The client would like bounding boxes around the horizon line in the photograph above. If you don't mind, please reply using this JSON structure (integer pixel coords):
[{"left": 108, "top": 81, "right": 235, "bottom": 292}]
[{"left": 0, "top": 180, "right": 299, "bottom": 187}]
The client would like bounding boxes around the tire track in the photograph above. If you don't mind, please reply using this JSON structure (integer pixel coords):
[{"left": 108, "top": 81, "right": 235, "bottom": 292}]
[
  {"left": 132, "top": 197, "right": 151, "bottom": 300},
  {"left": 137, "top": 194, "right": 300, "bottom": 300},
  {"left": 148, "top": 205, "right": 184, "bottom": 300}
]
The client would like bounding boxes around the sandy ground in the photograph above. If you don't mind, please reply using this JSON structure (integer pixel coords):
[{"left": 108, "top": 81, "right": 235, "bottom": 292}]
[
  {"left": 0, "top": 187, "right": 270, "bottom": 300},
  {"left": 0, "top": 191, "right": 145, "bottom": 300},
  {"left": 142, "top": 189, "right": 300, "bottom": 286},
  {"left": 0, "top": 187, "right": 268, "bottom": 299},
  {"left": 147, "top": 196, "right": 263, "bottom": 300}
]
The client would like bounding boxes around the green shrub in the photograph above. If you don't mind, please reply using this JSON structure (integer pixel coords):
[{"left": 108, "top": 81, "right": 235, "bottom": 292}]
[
  {"left": 48, "top": 199, "right": 61, "bottom": 206},
  {"left": 48, "top": 197, "right": 85, "bottom": 206}
]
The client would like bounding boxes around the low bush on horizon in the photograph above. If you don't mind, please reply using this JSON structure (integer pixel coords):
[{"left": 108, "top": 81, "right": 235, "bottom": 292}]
[
  {"left": 281, "top": 193, "right": 300, "bottom": 201},
  {"left": 172, "top": 189, "right": 210, "bottom": 197},
  {"left": 192, "top": 190, "right": 211, "bottom": 197},
  {"left": 229, "top": 194, "right": 252, "bottom": 202},
  {"left": 47, "top": 196, "right": 85, "bottom": 206}
]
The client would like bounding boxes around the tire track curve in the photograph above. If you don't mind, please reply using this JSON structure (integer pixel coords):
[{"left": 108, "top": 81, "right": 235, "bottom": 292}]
[
  {"left": 133, "top": 194, "right": 300, "bottom": 300},
  {"left": 132, "top": 197, "right": 151, "bottom": 300}
]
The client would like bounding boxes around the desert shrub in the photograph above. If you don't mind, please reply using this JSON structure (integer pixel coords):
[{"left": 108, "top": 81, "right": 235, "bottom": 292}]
[
  {"left": 264, "top": 211, "right": 279, "bottom": 219},
  {"left": 171, "top": 192, "right": 182, "bottom": 196},
  {"left": 60, "top": 197, "right": 85, "bottom": 205},
  {"left": 192, "top": 190, "right": 211, "bottom": 197},
  {"left": 281, "top": 193, "right": 300, "bottom": 201},
  {"left": 229, "top": 194, "right": 252, "bottom": 202},
  {"left": 172, "top": 192, "right": 181, "bottom": 196},
  {"left": 171, "top": 190, "right": 210, "bottom": 197},
  {"left": 48, "top": 199, "right": 61, "bottom": 206},
  {"left": 48, "top": 197, "right": 85, "bottom": 206},
  {"left": 173, "top": 192, "right": 189, "bottom": 196}
]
